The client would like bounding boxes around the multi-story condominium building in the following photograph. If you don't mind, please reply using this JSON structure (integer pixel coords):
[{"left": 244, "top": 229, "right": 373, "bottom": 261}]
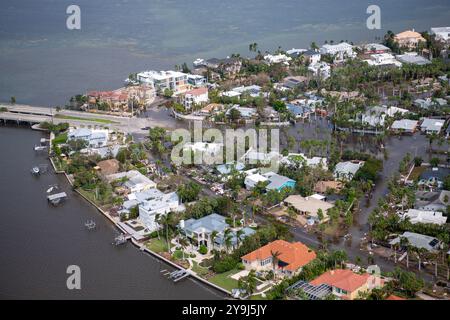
[{"left": 136, "top": 70, "right": 190, "bottom": 95}]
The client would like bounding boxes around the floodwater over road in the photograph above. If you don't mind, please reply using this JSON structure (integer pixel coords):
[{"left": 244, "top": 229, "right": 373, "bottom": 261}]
[{"left": 0, "top": 125, "right": 224, "bottom": 299}]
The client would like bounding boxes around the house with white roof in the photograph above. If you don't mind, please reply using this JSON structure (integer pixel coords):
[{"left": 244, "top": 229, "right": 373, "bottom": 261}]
[
  {"left": 320, "top": 42, "right": 356, "bottom": 61},
  {"left": 396, "top": 53, "right": 431, "bottom": 66},
  {"left": 286, "top": 48, "right": 307, "bottom": 57},
  {"left": 281, "top": 153, "right": 328, "bottom": 170},
  {"left": 389, "top": 232, "right": 441, "bottom": 252},
  {"left": 415, "top": 98, "right": 447, "bottom": 109},
  {"left": 244, "top": 171, "right": 295, "bottom": 192},
  {"left": 68, "top": 127, "right": 109, "bottom": 148},
  {"left": 401, "top": 209, "right": 447, "bottom": 226},
  {"left": 420, "top": 118, "right": 445, "bottom": 134},
  {"left": 430, "top": 27, "right": 450, "bottom": 42},
  {"left": 308, "top": 62, "right": 331, "bottom": 79},
  {"left": 360, "top": 43, "right": 391, "bottom": 54},
  {"left": 136, "top": 70, "right": 190, "bottom": 94},
  {"left": 264, "top": 54, "right": 292, "bottom": 66},
  {"left": 225, "top": 105, "right": 257, "bottom": 119},
  {"left": 244, "top": 173, "right": 269, "bottom": 190},
  {"left": 107, "top": 170, "right": 157, "bottom": 193},
  {"left": 390, "top": 119, "right": 418, "bottom": 133},
  {"left": 240, "top": 147, "right": 281, "bottom": 165},
  {"left": 333, "top": 161, "right": 365, "bottom": 181},
  {"left": 139, "top": 191, "right": 183, "bottom": 232},
  {"left": 364, "top": 53, "right": 402, "bottom": 67}
]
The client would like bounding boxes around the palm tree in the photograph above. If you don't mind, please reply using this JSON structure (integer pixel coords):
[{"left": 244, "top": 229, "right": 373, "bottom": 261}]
[
  {"left": 235, "top": 229, "right": 245, "bottom": 248},
  {"left": 224, "top": 229, "right": 233, "bottom": 253},
  {"left": 270, "top": 250, "right": 282, "bottom": 274},
  {"left": 178, "top": 235, "right": 189, "bottom": 261},
  {"left": 157, "top": 213, "right": 172, "bottom": 253},
  {"left": 210, "top": 230, "right": 218, "bottom": 251}
]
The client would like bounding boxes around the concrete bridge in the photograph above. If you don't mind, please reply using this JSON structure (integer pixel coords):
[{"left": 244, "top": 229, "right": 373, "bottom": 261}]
[{"left": 0, "top": 103, "right": 179, "bottom": 134}]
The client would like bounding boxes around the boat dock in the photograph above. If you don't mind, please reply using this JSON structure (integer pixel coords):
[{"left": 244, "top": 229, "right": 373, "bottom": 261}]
[{"left": 162, "top": 269, "right": 191, "bottom": 283}]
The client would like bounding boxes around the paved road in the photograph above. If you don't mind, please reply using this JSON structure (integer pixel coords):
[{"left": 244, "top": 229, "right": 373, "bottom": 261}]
[{"left": 260, "top": 132, "right": 438, "bottom": 283}]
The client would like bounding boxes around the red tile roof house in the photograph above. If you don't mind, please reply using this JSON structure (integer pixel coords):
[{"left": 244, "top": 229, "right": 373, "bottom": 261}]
[
  {"left": 180, "top": 87, "right": 209, "bottom": 111},
  {"left": 310, "top": 269, "right": 384, "bottom": 300},
  {"left": 241, "top": 240, "right": 316, "bottom": 277}
]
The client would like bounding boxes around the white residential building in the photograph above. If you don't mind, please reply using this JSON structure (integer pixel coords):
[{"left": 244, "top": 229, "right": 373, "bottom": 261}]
[
  {"left": 136, "top": 70, "right": 190, "bottom": 94},
  {"left": 107, "top": 170, "right": 157, "bottom": 193},
  {"left": 264, "top": 54, "right": 292, "bottom": 66},
  {"left": 139, "top": 191, "right": 182, "bottom": 232},
  {"left": 181, "top": 87, "right": 209, "bottom": 110},
  {"left": 390, "top": 119, "right": 418, "bottom": 133},
  {"left": 364, "top": 53, "right": 402, "bottom": 67},
  {"left": 320, "top": 42, "right": 356, "bottom": 60},
  {"left": 420, "top": 118, "right": 445, "bottom": 134},
  {"left": 401, "top": 209, "right": 447, "bottom": 226},
  {"left": 430, "top": 27, "right": 450, "bottom": 42},
  {"left": 308, "top": 62, "right": 331, "bottom": 79},
  {"left": 244, "top": 173, "right": 269, "bottom": 190},
  {"left": 68, "top": 128, "right": 109, "bottom": 148}
]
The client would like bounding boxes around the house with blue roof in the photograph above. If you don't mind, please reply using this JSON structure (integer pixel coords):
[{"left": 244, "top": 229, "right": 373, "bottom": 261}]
[
  {"left": 179, "top": 213, "right": 255, "bottom": 251},
  {"left": 264, "top": 172, "right": 296, "bottom": 192},
  {"left": 287, "top": 104, "right": 313, "bottom": 119}
]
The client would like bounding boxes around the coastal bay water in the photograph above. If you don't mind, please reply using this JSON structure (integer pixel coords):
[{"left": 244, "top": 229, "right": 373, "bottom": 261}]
[
  {"left": 0, "top": 0, "right": 449, "bottom": 105},
  {"left": 0, "top": 125, "right": 224, "bottom": 299}
]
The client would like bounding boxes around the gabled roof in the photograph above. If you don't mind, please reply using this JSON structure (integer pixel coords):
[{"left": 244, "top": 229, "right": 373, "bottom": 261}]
[
  {"left": 310, "top": 269, "right": 370, "bottom": 293},
  {"left": 241, "top": 240, "right": 316, "bottom": 271}
]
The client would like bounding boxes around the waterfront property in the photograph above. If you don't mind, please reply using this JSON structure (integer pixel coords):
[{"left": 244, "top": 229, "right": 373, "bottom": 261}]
[
  {"left": 430, "top": 27, "right": 450, "bottom": 42},
  {"left": 179, "top": 213, "right": 255, "bottom": 251},
  {"left": 67, "top": 127, "right": 109, "bottom": 147},
  {"left": 394, "top": 29, "right": 426, "bottom": 49},
  {"left": 138, "top": 191, "right": 183, "bottom": 232},
  {"left": 241, "top": 240, "right": 316, "bottom": 277},
  {"left": 320, "top": 42, "right": 356, "bottom": 61},
  {"left": 136, "top": 70, "right": 190, "bottom": 95}
]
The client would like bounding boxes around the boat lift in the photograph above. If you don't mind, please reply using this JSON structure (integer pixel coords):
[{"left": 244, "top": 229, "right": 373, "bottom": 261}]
[{"left": 47, "top": 192, "right": 67, "bottom": 206}]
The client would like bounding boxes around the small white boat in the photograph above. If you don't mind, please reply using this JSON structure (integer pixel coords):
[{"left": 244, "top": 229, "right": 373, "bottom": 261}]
[
  {"left": 31, "top": 167, "right": 40, "bottom": 175},
  {"left": 34, "top": 145, "right": 47, "bottom": 151},
  {"left": 46, "top": 185, "right": 58, "bottom": 193}
]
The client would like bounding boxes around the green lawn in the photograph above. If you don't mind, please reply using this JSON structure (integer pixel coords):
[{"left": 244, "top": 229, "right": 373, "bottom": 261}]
[
  {"left": 53, "top": 132, "right": 67, "bottom": 144},
  {"left": 146, "top": 238, "right": 169, "bottom": 253},
  {"left": 208, "top": 269, "right": 240, "bottom": 292},
  {"left": 191, "top": 261, "right": 210, "bottom": 277},
  {"left": 54, "top": 114, "right": 117, "bottom": 124}
]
